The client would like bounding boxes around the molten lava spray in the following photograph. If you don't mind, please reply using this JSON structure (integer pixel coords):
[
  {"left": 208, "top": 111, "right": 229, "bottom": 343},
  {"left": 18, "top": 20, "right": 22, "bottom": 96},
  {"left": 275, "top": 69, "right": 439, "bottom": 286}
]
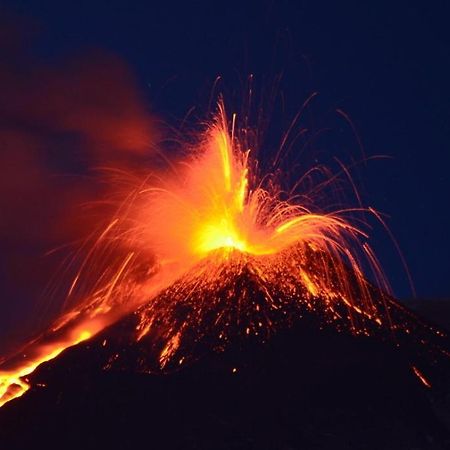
[{"left": 0, "top": 101, "right": 445, "bottom": 407}]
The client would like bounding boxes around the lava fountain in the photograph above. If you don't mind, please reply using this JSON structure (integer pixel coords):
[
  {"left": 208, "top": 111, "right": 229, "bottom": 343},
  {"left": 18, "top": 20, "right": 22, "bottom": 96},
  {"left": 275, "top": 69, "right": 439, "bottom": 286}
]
[{"left": 0, "top": 101, "right": 445, "bottom": 407}]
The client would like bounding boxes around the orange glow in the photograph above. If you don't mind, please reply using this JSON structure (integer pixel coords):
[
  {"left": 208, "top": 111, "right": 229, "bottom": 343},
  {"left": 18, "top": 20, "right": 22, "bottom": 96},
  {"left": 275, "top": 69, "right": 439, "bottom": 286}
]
[
  {"left": 0, "top": 329, "right": 92, "bottom": 407},
  {"left": 0, "top": 101, "right": 408, "bottom": 406}
]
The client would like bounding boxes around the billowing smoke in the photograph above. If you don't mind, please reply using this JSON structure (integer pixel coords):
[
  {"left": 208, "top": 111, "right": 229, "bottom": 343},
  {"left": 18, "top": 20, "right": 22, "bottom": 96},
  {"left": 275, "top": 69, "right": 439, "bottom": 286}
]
[{"left": 0, "top": 19, "right": 159, "bottom": 352}]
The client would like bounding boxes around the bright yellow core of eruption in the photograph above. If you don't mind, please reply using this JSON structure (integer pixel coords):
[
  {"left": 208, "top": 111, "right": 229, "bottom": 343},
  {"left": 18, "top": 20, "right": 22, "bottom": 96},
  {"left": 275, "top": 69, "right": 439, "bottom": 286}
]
[
  {"left": 177, "top": 114, "right": 312, "bottom": 259},
  {"left": 190, "top": 120, "right": 255, "bottom": 256},
  {"left": 196, "top": 220, "right": 248, "bottom": 254},
  {"left": 143, "top": 107, "right": 329, "bottom": 262}
]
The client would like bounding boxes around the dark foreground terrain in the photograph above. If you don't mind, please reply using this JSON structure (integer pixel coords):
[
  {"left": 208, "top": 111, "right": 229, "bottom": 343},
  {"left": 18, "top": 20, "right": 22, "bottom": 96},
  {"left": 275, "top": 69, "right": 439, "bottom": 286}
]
[{"left": 0, "top": 314, "right": 449, "bottom": 450}]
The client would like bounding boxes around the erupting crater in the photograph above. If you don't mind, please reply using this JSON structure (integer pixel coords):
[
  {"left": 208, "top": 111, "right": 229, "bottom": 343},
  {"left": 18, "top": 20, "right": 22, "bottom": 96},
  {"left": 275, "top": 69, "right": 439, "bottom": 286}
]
[{"left": 0, "top": 101, "right": 448, "bottom": 409}]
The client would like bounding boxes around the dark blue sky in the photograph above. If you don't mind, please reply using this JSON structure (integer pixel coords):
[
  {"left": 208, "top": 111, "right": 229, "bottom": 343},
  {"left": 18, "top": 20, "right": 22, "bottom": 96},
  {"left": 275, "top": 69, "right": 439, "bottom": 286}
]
[{"left": 2, "top": 0, "right": 450, "bottom": 301}]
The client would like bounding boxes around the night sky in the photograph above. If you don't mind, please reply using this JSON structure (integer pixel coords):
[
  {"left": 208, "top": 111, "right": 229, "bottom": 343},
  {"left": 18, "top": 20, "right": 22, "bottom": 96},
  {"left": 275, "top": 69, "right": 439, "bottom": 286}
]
[{"left": 1, "top": 0, "right": 449, "bottom": 339}]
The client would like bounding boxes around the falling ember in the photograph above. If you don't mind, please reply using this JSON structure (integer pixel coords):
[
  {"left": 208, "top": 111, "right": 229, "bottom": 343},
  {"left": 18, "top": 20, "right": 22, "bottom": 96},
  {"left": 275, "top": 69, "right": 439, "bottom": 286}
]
[
  {"left": 0, "top": 100, "right": 446, "bottom": 407},
  {"left": 411, "top": 366, "right": 432, "bottom": 389}
]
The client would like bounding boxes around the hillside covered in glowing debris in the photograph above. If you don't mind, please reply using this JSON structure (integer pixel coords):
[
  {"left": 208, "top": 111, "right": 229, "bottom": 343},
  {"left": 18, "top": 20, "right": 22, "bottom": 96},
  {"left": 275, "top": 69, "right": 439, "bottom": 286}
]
[{"left": 0, "top": 253, "right": 449, "bottom": 450}]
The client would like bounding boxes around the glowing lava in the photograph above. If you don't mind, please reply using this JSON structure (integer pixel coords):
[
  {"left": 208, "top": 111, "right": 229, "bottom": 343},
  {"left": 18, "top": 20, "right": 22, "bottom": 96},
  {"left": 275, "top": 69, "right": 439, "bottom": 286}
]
[{"left": 0, "top": 101, "right": 441, "bottom": 407}]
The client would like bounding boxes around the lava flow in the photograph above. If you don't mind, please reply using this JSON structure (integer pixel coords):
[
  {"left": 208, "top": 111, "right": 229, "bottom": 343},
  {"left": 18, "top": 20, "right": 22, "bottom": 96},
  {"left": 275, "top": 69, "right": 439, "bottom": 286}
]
[{"left": 0, "top": 101, "right": 446, "bottom": 407}]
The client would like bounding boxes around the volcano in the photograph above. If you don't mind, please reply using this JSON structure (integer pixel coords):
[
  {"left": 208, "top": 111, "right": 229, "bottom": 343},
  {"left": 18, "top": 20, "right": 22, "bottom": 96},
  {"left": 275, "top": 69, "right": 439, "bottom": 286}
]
[
  {"left": 0, "top": 249, "right": 449, "bottom": 450},
  {"left": 1, "top": 105, "right": 449, "bottom": 449}
]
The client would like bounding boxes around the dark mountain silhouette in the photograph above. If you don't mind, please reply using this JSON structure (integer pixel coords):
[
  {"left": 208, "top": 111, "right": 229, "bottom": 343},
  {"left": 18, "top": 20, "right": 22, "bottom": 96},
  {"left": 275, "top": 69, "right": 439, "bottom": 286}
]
[{"left": 0, "top": 252, "right": 449, "bottom": 449}]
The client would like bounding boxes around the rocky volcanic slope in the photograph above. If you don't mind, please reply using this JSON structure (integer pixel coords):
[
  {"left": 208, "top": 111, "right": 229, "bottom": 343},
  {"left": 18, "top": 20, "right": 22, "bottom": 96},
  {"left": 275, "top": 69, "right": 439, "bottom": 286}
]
[{"left": 0, "top": 257, "right": 449, "bottom": 450}]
